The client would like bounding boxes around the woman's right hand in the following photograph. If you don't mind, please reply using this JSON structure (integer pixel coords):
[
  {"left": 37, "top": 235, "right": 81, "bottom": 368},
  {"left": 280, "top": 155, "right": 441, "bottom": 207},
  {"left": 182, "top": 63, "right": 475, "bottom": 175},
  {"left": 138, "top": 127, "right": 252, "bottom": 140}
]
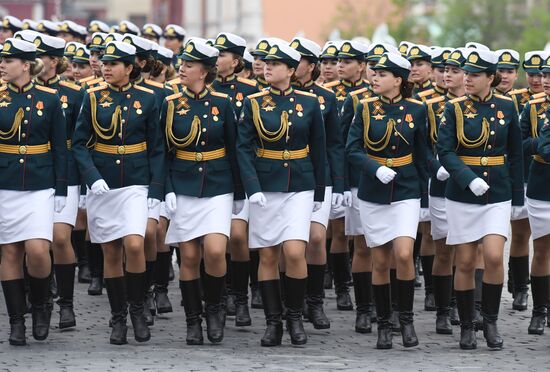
[
  {"left": 165, "top": 192, "right": 177, "bottom": 214},
  {"left": 249, "top": 192, "right": 267, "bottom": 208},
  {"left": 90, "top": 179, "right": 109, "bottom": 195}
]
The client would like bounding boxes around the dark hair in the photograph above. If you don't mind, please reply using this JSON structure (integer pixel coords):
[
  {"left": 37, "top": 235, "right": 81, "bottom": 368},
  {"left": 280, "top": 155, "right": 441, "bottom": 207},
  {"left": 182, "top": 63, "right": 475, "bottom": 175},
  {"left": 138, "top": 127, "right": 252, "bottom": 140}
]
[
  {"left": 123, "top": 61, "right": 140, "bottom": 81},
  {"left": 55, "top": 56, "right": 69, "bottom": 75},
  {"left": 165, "top": 65, "right": 177, "bottom": 81},
  {"left": 202, "top": 63, "right": 218, "bottom": 84},
  {"left": 389, "top": 70, "right": 414, "bottom": 98},
  {"left": 137, "top": 55, "right": 163, "bottom": 74},
  {"left": 487, "top": 71, "right": 502, "bottom": 87},
  {"left": 232, "top": 54, "right": 245, "bottom": 74},
  {"left": 303, "top": 57, "right": 320, "bottom": 81}
]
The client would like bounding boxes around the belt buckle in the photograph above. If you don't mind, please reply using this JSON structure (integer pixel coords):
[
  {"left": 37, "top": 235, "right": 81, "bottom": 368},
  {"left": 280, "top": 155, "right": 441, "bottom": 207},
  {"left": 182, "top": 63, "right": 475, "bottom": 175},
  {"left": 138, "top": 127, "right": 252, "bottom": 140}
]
[
  {"left": 386, "top": 158, "right": 393, "bottom": 167},
  {"left": 282, "top": 150, "right": 291, "bottom": 160},
  {"left": 480, "top": 156, "right": 488, "bottom": 166},
  {"left": 117, "top": 145, "right": 125, "bottom": 155},
  {"left": 195, "top": 152, "right": 203, "bottom": 161},
  {"left": 18, "top": 145, "right": 27, "bottom": 155}
]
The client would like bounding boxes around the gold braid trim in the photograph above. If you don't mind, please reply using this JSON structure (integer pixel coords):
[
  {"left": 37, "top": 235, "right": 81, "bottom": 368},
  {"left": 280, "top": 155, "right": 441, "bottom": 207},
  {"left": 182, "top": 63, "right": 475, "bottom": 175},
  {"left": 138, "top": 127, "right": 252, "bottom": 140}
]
[
  {"left": 427, "top": 104, "right": 438, "bottom": 145},
  {"left": 251, "top": 98, "right": 289, "bottom": 149},
  {"left": 352, "top": 94, "right": 359, "bottom": 114},
  {"left": 454, "top": 102, "right": 489, "bottom": 149},
  {"left": 530, "top": 103, "right": 539, "bottom": 138},
  {"left": 165, "top": 99, "right": 201, "bottom": 149},
  {"left": 0, "top": 108, "right": 24, "bottom": 140},
  {"left": 90, "top": 92, "right": 121, "bottom": 140},
  {"left": 362, "top": 102, "right": 393, "bottom": 152}
]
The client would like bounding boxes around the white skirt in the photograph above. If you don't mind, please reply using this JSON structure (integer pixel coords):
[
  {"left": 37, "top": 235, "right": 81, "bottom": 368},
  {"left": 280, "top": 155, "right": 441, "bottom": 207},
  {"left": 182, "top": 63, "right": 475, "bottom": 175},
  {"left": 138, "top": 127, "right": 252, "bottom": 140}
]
[
  {"left": 0, "top": 188, "right": 54, "bottom": 244},
  {"left": 527, "top": 197, "right": 550, "bottom": 240},
  {"left": 165, "top": 193, "right": 233, "bottom": 245},
  {"left": 232, "top": 198, "right": 249, "bottom": 222},
  {"left": 159, "top": 202, "right": 170, "bottom": 220},
  {"left": 54, "top": 185, "right": 80, "bottom": 226},
  {"left": 86, "top": 185, "right": 148, "bottom": 244},
  {"left": 311, "top": 187, "right": 332, "bottom": 229},
  {"left": 248, "top": 191, "right": 313, "bottom": 249},
  {"left": 345, "top": 188, "right": 363, "bottom": 236},
  {"left": 359, "top": 198, "right": 420, "bottom": 247},
  {"left": 429, "top": 196, "right": 448, "bottom": 241},
  {"left": 511, "top": 185, "right": 529, "bottom": 221},
  {"left": 446, "top": 199, "right": 511, "bottom": 245},
  {"left": 147, "top": 201, "right": 161, "bottom": 222},
  {"left": 329, "top": 204, "right": 346, "bottom": 220}
]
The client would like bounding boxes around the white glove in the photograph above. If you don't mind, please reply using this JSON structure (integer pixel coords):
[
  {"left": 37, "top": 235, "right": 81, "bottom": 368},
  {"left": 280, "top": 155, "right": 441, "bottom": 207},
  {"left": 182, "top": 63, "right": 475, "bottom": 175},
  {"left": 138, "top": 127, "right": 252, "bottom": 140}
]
[
  {"left": 54, "top": 196, "right": 66, "bottom": 213},
  {"left": 468, "top": 178, "right": 490, "bottom": 197},
  {"left": 90, "top": 179, "right": 109, "bottom": 195},
  {"left": 331, "top": 193, "right": 343, "bottom": 208},
  {"left": 436, "top": 166, "right": 450, "bottom": 181},
  {"left": 343, "top": 191, "right": 353, "bottom": 207},
  {"left": 148, "top": 198, "right": 161, "bottom": 209},
  {"left": 249, "top": 192, "right": 267, "bottom": 208},
  {"left": 233, "top": 200, "right": 244, "bottom": 215},
  {"left": 375, "top": 166, "right": 397, "bottom": 184},
  {"left": 313, "top": 201, "right": 323, "bottom": 212},
  {"left": 511, "top": 206, "right": 524, "bottom": 219},
  {"left": 165, "top": 192, "right": 177, "bottom": 214},
  {"left": 78, "top": 195, "right": 86, "bottom": 209},
  {"left": 419, "top": 208, "right": 430, "bottom": 220}
]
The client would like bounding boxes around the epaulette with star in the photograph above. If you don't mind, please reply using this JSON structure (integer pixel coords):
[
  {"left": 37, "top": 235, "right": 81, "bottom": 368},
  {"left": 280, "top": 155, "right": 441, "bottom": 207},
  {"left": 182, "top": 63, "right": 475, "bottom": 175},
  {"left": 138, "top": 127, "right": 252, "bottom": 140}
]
[
  {"left": 360, "top": 96, "right": 379, "bottom": 104},
  {"left": 60, "top": 80, "right": 82, "bottom": 91},
  {"left": 417, "top": 89, "right": 436, "bottom": 99},
  {"left": 350, "top": 87, "right": 371, "bottom": 97},
  {"left": 494, "top": 94, "right": 513, "bottom": 101},
  {"left": 236, "top": 77, "right": 258, "bottom": 87},
  {"left": 425, "top": 95, "right": 446, "bottom": 105},
  {"left": 406, "top": 98, "right": 423, "bottom": 105},
  {"left": 211, "top": 91, "right": 229, "bottom": 98},
  {"left": 87, "top": 84, "right": 108, "bottom": 94},
  {"left": 449, "top": 96, "right": 468, "bottom": 104},
  {"left": 247, "top": 90, "right": 269, "bottom": 99},
  {"left": 134, "top": 85, "right": 154, "bottom": 94},
  {"left": 35, "top": 85, "right": 57, "bottom": 94},
  {"left": 165, "top": 92, "right": 183, "bottom": 101},
  {"left": 144, "top": 79, "right": 165, "bottom": 89}
]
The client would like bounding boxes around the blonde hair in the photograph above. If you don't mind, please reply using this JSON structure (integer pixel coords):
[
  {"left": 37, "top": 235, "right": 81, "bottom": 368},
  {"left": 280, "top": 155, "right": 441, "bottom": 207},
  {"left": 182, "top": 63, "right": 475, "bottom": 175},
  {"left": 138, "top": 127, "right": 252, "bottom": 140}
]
[{"left": 30, "top": 58, "right": 44, "bottom": 76}]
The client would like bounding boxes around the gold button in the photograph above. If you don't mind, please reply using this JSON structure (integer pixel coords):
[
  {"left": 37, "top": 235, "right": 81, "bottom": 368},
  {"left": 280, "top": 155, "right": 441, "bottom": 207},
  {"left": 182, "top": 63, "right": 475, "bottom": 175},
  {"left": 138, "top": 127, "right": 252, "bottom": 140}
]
[
  {"left": 203, "top": 114, "right": 208, "bottom": 118},
  {"left": 116, "top": 160, "right": 121, "bottom": 165},
  {"left": 204, "top": 101, "right": 209, "bottom": 106},
  {"left": 123, "top": 107, "right": 128, "bottom": 111},
  {"left": 25, "top": 107, "right": 30, "bottom": 112},
  {"left": 18, "top": 146, "right": 27, "bottom": 155},
  {"left": 201, "top": 141, "right": 205, "bottom": 145},
  {"left": 487, "top": 145, "right": 492, "bottom": 149},
  {"left": 282, "top": 150, "right": 291, "bottom": 160},
  {"left": 117, "top": 146, "right": 126, "bottom": 154},
  {"left": 386, "top": 158, "right": 394, "bottom": 167},
  {"left": 19, "top": 159, "right": 24, "bottom": 164},
  {"left": 21, "top": 133, "right": 26, "bottom": 138},
  {"left": 483, "top": 171, "right": 488, "bottom": 177},
  {"left": 480, "top": 157, "right": 488, "bottom": 166},
  {"left": 283, "top": 162, "right": 288, "bottom": 168},
  {"left": 195, "top": 152, "right": 203, "bottom": 161},
  {"left": 26, "top": 94, "right": 31, "bottom": 99},
  {"left": 490, "top": 131, "right": 495, "bottom": 135},
  {"left": 202, "top": 128, "right": 206, "bottom": 132},
  {"left": 198, "top": 167, "right": 203, "bottom": 172}
]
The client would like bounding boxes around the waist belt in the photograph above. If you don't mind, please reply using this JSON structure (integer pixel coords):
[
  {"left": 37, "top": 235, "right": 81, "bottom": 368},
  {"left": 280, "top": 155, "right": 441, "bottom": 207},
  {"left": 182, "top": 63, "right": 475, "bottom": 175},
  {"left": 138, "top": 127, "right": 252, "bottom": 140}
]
[
  {"left": 95, "top": 142, "right": 147, "bottom": 155},
  {"left": 256, "top": 147, "right": 308, "bottom": 160},
  {"left": 459, "top": 155, "right": 505, "bottom": 166},
  {"left": 533, "top": 155, "right": 550, "bottom": 164},
  {"left": 368, "top": 153, "right": 413, "bottom": 167},
  {"left": 176, "top": 148, "right": 226, "bottom": 161},
  {"left": 0, "top": 143, "right": 50, "bottom": 155}
]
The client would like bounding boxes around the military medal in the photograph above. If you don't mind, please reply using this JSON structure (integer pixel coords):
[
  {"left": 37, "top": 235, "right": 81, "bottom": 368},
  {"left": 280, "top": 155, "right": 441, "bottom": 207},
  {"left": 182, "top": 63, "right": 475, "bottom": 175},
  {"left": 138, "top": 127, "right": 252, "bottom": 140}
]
[
  {"left": 296, "top": 103, "right": 303, "bottom": 117},
  {"left": 212, "top": 106, "right": 219, "bottom": 122},
  {"left": 134, "top": 100, "right": 142, "bottom": 115},
  {"left": 318, "top": 96, "right": 325, "bottom": 110},
  {"left": 497, "top": 110, "right": 505, "bottom": 125},
  {"left": 405, "top": 114, "right": 414, "bottom": 128},
  {"left": 60, "top": 95, "right": 68, "bottom": 109},
  {"left": 236, "top": 92, "right": 243, "bottom": 107},
  {"left": 36, "top": 101, "right": 44, "bottom": 116}
]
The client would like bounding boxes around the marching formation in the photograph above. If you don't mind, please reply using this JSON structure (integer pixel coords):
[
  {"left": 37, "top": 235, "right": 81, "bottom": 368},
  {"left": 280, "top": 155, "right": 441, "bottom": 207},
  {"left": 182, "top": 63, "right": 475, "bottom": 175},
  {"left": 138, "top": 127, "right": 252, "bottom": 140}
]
[{"left": 0, "top": 15, "right": 549, "bottom": 352}]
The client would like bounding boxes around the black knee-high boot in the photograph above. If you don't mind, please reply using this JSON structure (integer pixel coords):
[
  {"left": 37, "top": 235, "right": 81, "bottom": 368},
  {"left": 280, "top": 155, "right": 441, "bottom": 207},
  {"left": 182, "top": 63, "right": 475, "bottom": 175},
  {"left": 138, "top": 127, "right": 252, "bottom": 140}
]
[
  {"left": 397, "top": 279, "right": 418, "bottom": 347},
  {"left": 373, "top": 283, "right": 392, "bottom": 349},
  {"left": 28, "top": 274, "right": 52, "bottom": 341},
  {"left": 510, "top": 256, "right": 529, "bottom": 311},
  {"left": 421, "top": 255, "right": 435, "bottom": 310},
  {"left": 260, "top": 280, "right": 283, "bottom": 347},
  {"left": 433, "top": 275, "right": 452, "bottom": 334},
  {"left": 180, "top": 279, "right": 203, "bottom": 345},
  {"left": 456, "top": 289, "right": 476, "bottom": 349},
  {"left": 232, "top": 261, "right": 251, "bottom": 326},
  {"left": 2, "top": 279, "right": 27, "bottom": 345},
  {"left": 332, "top": 252, "right": 353, "bottom": 310},
  {"left": 307, "top": 264, "right": 330, "bottom": 329},
  {"left": 126, "top": 271, "right": 150, "bottom": 342},
  {"left": 529, "top": 275, "right": 549, "bottom": 334},
  {"left": 473, "top": 268, "right": 484, "bottom": 330},
  {"left": 285, "top": 276, "right": 307, "bottom": 345},
  {"left": 105, "top": 277, "right": 127, "bottom": 345},
  {"left": 54, "top": 263, "right": 76, "bottom": 329},
  {"left": 413, "top": 232, "right": 422, "bottom": 287},
  {"left": 450, "top": 266, "right": 459, "bottom": 325},
  {"left": 143, "top": 260, "right": 156, "bottom": 325},
  {"left": 389, "top": 268, "right": 400, "bottom": 331},
  {"left": 87, "top": 242, "right": 104, "bottom": 295},
  {"left": 203, "top": 272, "right": 225, "bottom": 343},
  {"left": 353, "top": 272, "right": 372, "bottom": 333},
  {"left": 249, "top": 250, "right": 262, "bottom": 309},
  {"left": 225, "top": 254, "right": 236, "bottom": 316},
  {"left": 153, "top": 251, "right": 173, "bottom": 314},
  {"left": 481, "top": 282, "right": 503, "bottom": 350},
  {"left": 324, "top": 239, "right": 333, "bottom": 289},
  {"left": 72, "top": 230, "right": 90, "bottom": 283}
]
